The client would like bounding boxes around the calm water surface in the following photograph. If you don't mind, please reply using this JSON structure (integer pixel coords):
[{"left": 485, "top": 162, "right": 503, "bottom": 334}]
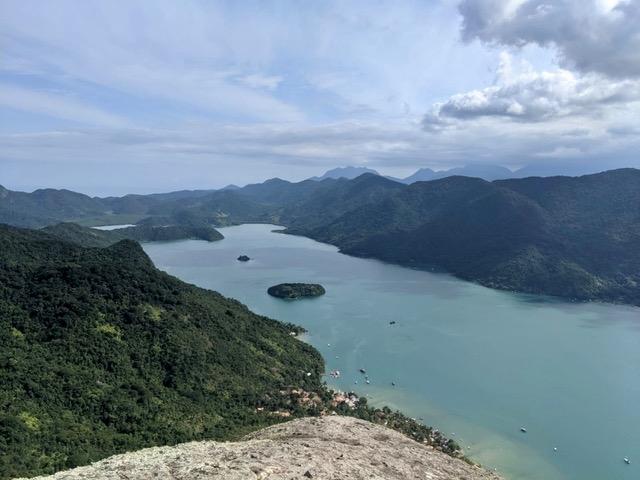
[
  {"left": 93, "top": 224, "right": 136, "bottom": 230},
  {"left": 143, "top": 224, "right": 640, "bottom": 480}
]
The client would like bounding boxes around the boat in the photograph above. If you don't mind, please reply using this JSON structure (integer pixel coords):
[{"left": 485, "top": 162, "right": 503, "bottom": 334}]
[
  {"left": 359, "top": 368, "right": 366, "bottom": 374},
  {"left": 624, "top": 457, "right": 630, "bottom": 464},
  {"left": 520, "top": 427, "right": 527, "bottom": 433}
]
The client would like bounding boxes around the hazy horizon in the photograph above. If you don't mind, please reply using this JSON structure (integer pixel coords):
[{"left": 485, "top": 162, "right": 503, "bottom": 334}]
[{"left": 3, "top": 162, "right": 637, "bottom": 197}]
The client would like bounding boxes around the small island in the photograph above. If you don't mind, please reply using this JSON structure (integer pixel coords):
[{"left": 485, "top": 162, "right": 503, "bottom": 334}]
[
  {"left": 237, "top": 255, "right": 251, "bottom": 262},
  {"left": 267, "top": 283, "right": 326, "bottom": 299}
]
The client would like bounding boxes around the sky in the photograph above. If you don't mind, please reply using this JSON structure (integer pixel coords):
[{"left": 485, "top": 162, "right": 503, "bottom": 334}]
[{"left": 1, "top": 0, "right": 639, "bottom": 195}]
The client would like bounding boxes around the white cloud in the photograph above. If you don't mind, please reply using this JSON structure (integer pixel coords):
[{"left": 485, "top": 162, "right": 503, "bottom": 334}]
[
  {"left": 0, "top": 1, "right": 303, "bottom": 123},
  {"left": 425, "top": 53, "right": 640, "bottom": 123},
  {"left": 458, "top": 0, "right": 640, "bottom": 78}
]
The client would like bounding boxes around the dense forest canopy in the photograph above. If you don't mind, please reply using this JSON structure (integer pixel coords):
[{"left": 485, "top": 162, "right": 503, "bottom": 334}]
[{"left": 0, "top": 225, "right": 322, "bottom": 477}]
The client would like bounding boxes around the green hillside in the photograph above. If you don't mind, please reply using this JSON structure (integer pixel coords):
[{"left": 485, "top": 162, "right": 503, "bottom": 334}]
[
  {"left": 42, "top": 223, "right": 223, "bottom": 248},
  {"left": 293, "top": 171, "right": 640, "bottom": 304},
  {"left": 0, "top": 225, "right": 321, "bottom": 477},
  {"left": 0, "top": 225, "right": 460, "bottom": 478}
]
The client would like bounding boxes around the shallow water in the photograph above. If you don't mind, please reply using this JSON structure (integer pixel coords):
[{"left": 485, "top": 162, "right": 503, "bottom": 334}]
[{"left": 143, "top": 224, "right": 640, "bottom": 480}]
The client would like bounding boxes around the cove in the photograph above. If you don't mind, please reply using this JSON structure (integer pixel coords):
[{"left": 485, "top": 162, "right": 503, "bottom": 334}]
[{"left": 143, "top": 224, "right": 640, "bottom": 480}]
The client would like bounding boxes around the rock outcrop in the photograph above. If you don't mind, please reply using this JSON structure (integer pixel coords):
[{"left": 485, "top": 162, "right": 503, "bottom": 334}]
[
  {"left": 267, "top": 283, "right": 326, "bottom": 299},
  {"left": 25, "top": 416, "right": 501, "bottom": 480}
]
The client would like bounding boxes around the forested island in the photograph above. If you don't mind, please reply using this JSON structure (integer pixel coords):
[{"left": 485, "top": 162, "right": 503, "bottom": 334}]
[{"left": 267, "top": 283, "right": 326, "bottom": 299}]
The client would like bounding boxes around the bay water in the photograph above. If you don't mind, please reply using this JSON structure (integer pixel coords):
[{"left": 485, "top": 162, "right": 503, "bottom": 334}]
[{"left": 143, "top": 224, "right": 640, "bottom": 480}]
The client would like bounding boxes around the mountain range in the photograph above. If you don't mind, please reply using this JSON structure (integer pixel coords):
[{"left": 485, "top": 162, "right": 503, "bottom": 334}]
[
  {"left": 399, "top": 165, "right": 515, "bottom": 183},
  {"left": 307, "top": 163, "right": 609, "bottom": 184},
  {"left": 288, "top": 170, "right": 640, "bottom": 304},
  {"left": 2, "top": 168, "right": 639, "bottom": 305},
  {"left": 308, "top": 166, "right": 381, "bottom": 181},
  {"left": 307, "top": 165, "right": 513, "bottom": 183}
]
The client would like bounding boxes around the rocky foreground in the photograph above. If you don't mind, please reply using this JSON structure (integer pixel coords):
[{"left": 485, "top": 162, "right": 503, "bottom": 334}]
[{"left": 26, "top": 416, "right": 501, "bottom": 480}]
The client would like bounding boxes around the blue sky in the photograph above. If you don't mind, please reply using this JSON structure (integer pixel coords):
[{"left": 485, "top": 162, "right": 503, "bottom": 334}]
[{"left": 1, "top": 0, "right": 639, "bottom": 195}]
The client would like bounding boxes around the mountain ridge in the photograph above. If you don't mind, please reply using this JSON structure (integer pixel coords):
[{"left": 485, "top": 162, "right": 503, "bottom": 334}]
[
  {"left": 308, "top": 166, "right": 380, "bottom": 181},
  {"left": 2, "top": 168, "right": 639, "bottom": 305}
]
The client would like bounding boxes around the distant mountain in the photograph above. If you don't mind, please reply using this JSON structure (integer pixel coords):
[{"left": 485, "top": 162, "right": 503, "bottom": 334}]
[
  {"left": 282, "top": 173, "right": 405, "bottom": 231},
  {"left": 309, "top": 166, "right": 380, "bottom": 181},
  {"left": 512, "top": 164, "right": 601, "bottom": 179},
  {"left": 0, "top": 184, "right": 107, "bottom": 228},
  {"left": 0, "top": 185, "right": 220, "bottom": 228},
  {"left": 401, "top": 165, "right": 514, "bottom": 183},
  {"left": 42, "top": 222, "right": 223, "bottom": 247}
]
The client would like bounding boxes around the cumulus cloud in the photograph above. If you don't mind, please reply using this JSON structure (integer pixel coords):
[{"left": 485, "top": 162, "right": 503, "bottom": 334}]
[
  {"left": 424, "top": 53, "right": 640, "bottom": 124},
  {"left": 458, "top": 0, "right": 640, "bottom": 78}
]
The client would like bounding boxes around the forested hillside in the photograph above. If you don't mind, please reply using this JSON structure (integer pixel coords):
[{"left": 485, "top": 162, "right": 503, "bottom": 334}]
[
  {"left": 42, "top": 223, "right": 223, "bottom": 248},
  {"left": 0, "top": 225, "right": 460, "bottom": 478},
  {"left": 290, "top": 171, "right": 640, "bottom": 304},
  {"left": 0, "top": 225, "right": 322, "bottom": 477}
]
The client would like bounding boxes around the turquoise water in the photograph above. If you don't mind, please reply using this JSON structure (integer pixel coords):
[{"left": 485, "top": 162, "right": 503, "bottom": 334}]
[{"left": 143, "top": 224, "right": 640, "bottom": 480}]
